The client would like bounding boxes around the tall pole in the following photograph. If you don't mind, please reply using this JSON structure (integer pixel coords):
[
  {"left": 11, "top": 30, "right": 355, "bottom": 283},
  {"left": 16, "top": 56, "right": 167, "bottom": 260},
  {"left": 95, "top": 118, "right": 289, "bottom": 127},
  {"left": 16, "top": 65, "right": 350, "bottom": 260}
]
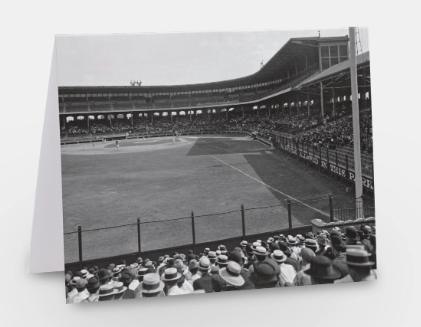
[{"left": 349, "top": 27, "right": 364, "bottom": 218}]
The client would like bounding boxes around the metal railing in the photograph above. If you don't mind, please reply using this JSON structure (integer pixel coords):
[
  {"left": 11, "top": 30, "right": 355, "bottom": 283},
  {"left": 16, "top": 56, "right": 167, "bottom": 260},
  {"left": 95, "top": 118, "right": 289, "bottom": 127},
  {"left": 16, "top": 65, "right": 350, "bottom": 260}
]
[{"left": 64, "top": 195, "right": 335, "bottom": 268}]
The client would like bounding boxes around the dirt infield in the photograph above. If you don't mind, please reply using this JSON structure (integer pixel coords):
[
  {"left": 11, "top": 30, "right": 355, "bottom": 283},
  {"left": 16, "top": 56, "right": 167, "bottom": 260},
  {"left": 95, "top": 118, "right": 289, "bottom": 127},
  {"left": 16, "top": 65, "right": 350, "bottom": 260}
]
[{"left": 61, "top": 135, "right": 372, "bottom": 263}]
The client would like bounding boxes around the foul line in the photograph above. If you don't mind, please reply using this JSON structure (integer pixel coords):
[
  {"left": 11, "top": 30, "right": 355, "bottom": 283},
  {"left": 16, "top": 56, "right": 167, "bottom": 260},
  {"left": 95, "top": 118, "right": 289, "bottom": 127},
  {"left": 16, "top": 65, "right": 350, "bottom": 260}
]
[{"left": 196, "top": 146, "right": 329, "bottom": 217}]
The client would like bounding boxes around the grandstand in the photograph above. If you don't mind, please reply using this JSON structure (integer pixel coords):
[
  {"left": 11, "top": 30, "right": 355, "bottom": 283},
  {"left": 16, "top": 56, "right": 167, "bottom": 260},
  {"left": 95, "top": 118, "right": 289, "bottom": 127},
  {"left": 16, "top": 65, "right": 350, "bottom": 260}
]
[{"left": 60, "top": 33, "right": 376, "bottom": 302}]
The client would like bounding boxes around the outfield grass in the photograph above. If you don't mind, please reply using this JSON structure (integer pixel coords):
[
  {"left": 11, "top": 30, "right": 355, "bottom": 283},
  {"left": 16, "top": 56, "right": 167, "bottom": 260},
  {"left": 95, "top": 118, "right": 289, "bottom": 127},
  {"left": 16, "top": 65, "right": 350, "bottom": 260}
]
[{"left": 61, "top": 135, "right": 373, "bottom": 263}]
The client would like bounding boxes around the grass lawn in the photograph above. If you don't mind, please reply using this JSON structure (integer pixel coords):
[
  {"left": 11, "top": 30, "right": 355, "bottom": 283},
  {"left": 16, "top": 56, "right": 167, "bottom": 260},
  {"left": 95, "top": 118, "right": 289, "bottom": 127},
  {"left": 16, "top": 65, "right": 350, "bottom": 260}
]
[{"left": 61, "top": 135, "right": 373, "bottom": 263}]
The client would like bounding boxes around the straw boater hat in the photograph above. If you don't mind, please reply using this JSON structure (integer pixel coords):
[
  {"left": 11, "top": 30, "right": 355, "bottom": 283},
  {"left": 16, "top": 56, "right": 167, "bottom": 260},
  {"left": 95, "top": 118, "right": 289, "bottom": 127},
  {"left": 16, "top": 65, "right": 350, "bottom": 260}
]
[
  {"left": 271, "top": 250, "right": 287, "bottom": 263},
  {"left": 219, "top": 262, "right": 245, "bottom": 287},
  {"left": 198, "top": 257, "right": 211, "bottom": 271},
  {"left": 98, "top": 284, "right": 117, "bottom": 297},
  {"left": 138, "top": 273, "right": 165, "bottom": 294},
  {"left": 240, "top": 240, "right": 248, "bottom": 247},
  {"left": 136, "top": 267, "right": 148, "bottom": 279},
  {"left": 215, "top": 250, "right": 221, "bottom": 256},
  {"left": 207, "top": 251, "right": 217, "bottom": 259},
  {"left": 253, "top": 246, "right": 268, "bottom": 257},
  {"left": 287, "top": 235, "right": 298, "bottom": 246},
  {"left": 80, "top": 269, "right": 88, "bottom": 279},
  {"left": 345, "top": 248, "right": 375, "bottom": 267},
  {"left": 252, "top": 242, "right": 261, "bottom": 251},
  {"left": 303, "top": 256, "right": 341, "bottom": 280},
  {"left": 161, "top": 267, "right": 181, "bottom": 282},
  {"left": 216, "top": 255, "right": 229, "bottom": 266},
  {"left": 113, "top": 282, "right": 127, "bottom": 295}
]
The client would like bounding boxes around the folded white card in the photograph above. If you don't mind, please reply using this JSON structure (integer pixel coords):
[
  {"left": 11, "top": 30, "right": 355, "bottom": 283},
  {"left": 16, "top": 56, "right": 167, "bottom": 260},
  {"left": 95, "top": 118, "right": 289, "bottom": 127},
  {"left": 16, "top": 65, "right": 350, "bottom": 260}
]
[{"left": 28, "top": 40, "right": 64, "bottom": 273}]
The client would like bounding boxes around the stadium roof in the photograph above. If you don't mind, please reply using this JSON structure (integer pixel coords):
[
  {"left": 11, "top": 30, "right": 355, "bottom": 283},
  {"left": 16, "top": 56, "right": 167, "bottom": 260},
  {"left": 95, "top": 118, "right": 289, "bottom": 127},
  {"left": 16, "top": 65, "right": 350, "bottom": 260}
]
[
  {"left": 59, "top": 36, "right": 349, "bottom": 95},
  {"left": 297, "top": 51, "right": 370, "bottom": 88}
]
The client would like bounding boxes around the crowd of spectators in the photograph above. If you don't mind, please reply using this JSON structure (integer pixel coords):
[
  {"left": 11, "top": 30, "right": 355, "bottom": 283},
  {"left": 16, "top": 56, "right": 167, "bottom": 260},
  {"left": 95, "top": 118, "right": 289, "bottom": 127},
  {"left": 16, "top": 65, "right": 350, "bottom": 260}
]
[
  {"left": 65, "top": 224, "right": 376, "bottom": 303},
  {"left": 296, "top": 109, "right": 373, "bottom": 154},
  {"left": 61, "top": 108, "right": 373, "bottom": 156}
]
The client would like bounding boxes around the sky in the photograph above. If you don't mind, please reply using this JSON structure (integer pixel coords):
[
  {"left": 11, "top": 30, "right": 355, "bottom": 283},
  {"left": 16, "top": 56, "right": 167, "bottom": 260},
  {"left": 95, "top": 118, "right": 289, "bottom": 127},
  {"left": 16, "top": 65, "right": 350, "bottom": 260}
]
[{"left": 56, "top": 27, "right": 369, "bottom": 87}]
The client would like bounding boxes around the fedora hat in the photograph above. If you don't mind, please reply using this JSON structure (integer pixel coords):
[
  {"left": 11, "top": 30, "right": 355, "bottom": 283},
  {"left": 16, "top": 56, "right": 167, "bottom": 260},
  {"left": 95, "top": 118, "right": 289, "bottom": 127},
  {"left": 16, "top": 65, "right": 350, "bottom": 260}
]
[
  {"left": 138, "top": 273, "right": 165, "bottom": 294},
  {"left": 229, "top": 251, "right": 243, "bottom": 264},
  {"left": 198, "top": 257, "right": 211, "bottom": 271},
  {"left": 189, "top": 259, "right": 199, "bottom": 270},
  {"left": 174, "top": 259, "right": 187, "bottom": 273},
  {"left": 271, "top": 250, "right": 287, "bottom": 263},
  {"left": 345, "top": 248, "right": 375, "bottom": 267},
  {"left": 304, "top": 256, "right": 341, "bottom": 280},
  {"left": 216, "top": 255, "right": 229, "bottom": 266},
  {"left": 299, "top": 248, "right": 315, "bottom": 262},
  {"left": 249, "top": 260, "right": 280, "bottom": 284},
  {"left": 98, "top": 284, "right": 117, "bottom": 297},
  {"left": 253, "top": 246, "right": 268, "bottom": 256},
  {"left": 76, "top": 278, "right": 88, "bottom": 289},
  {"left": 240, "top": 240, "right": 248, "bottom": 247},
  {"left": 317, "top": 234, "right": 328, "bottom": 246},
  {"left": 98, "top": 268, "right": 111, "bottom": 281},
  {"left": 86, "top": 277, "right": 100, "bottom": 290},
  {"left": 112, "top": 281, "right": 127, "bottom": 295},
  {"left": 120, "top": 272, "right": 133, "bottom": 284},
  {"left": 267, "top": 237, "right": 275, "bottom": 243},
  {"left": 345, "top": 226, "right": 359, "bottom": 241},
  {"left": 218, "top": 245, "right": 227, "bottom": 251},
  {"left": 219, "top": 262, "right": 245, "bottom": 287},
  {"left": 161, "top": 267, "right": 182, "bottom": 281},
  {"left": 331, "top": 234, "right": 343, "bottom": 248}
]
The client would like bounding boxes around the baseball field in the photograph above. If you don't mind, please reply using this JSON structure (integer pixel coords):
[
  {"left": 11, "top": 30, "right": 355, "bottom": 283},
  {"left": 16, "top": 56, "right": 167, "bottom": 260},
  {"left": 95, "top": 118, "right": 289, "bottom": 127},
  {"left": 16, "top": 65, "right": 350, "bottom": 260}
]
[{"left": 61, "top": 134, "right": 370, "bottom": 263}]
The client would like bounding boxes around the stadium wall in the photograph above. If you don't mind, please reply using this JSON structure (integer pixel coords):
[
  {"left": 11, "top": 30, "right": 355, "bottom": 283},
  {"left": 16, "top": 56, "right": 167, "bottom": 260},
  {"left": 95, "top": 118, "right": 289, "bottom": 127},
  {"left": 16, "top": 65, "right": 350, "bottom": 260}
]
[{"left": 64, "top": 225, "right": 312, "bottom": 272}]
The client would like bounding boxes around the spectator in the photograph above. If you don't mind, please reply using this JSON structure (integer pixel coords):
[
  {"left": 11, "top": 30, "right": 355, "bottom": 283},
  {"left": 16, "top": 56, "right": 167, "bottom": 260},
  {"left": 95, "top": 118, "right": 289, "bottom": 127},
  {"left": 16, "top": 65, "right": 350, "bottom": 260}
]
[
  {"left": 137, "top": 273, "right": 165, "bottom": 298},
  {"left": 335, "top": 247, "right": 377, "bottom": 283},
  {"left": 161, "top": 268, "right": 187, "bottom": 296},
  {"left": 303, "top": 256, "right": 341, "bottom": 284},
  {"left": 271, "top": 250, "right": 297, "bottom": 286},
  {"left": 296, "top": 248, "right": 315, "bottom": 286},
  {"left": 218, "top": 261, "right": 245, "bottom": 291},
  {"left": 193, "top": 257, "right": 213, "bottom": 293}
]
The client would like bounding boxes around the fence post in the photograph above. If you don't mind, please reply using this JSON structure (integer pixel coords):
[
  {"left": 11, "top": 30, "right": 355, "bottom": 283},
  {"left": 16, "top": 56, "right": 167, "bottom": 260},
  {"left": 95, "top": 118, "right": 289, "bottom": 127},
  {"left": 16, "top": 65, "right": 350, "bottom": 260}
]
[
  {"left": 137, "top": 218, "right": 141, "bottom": 255},
  {"left": 191, "top": 211, "right": 196, "bottom": 254},
  {"left": 287, "top": 200, "right": 292, "bottom": 235},
  {"left": 77, "top": 226, "right": 83, "bottom": 270},
  {"left": 241, "top": 204, "right": 246, "bottom": 240},
  {"left": 329, "top": 193, "right": 334, "bottom": 222}
]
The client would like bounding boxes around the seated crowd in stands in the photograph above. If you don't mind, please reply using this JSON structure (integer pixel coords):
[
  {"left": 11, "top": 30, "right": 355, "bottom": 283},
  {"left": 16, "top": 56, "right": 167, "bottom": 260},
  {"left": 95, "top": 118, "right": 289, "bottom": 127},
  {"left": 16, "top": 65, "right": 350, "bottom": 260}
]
[
  {"left": 66, "top": 224, "right": 376, "bottom": 303},
  {"left": 61, "top": 108, "right": 373, "bottom": 155}
]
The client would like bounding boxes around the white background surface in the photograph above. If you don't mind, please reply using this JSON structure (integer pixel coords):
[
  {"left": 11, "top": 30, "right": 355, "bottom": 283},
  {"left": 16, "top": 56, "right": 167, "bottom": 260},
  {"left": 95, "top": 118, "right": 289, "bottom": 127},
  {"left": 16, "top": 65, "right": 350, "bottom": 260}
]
[{"left": 0, "top": 1, "right": 420, "bottom": 326}]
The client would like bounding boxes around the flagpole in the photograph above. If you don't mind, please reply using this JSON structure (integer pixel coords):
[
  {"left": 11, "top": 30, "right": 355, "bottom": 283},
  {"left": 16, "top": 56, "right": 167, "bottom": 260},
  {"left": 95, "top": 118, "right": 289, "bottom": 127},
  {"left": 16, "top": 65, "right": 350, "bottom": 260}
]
[{"left": 349, "top": 27, "right": 364, "bottom": 218}]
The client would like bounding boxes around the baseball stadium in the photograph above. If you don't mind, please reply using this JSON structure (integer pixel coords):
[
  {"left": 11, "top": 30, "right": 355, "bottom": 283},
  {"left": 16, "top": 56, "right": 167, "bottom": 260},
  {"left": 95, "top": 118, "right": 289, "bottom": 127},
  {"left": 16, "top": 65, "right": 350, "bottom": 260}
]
[{"left": 60, "top": 31, "right": 376, "bottom": 288}]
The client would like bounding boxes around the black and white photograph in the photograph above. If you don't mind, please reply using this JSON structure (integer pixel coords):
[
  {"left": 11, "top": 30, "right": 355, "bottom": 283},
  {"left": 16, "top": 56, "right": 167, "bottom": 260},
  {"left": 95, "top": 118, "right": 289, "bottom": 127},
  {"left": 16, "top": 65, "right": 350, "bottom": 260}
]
[{"left": 57, "top": 28, "right": 377, "bottom": 303}]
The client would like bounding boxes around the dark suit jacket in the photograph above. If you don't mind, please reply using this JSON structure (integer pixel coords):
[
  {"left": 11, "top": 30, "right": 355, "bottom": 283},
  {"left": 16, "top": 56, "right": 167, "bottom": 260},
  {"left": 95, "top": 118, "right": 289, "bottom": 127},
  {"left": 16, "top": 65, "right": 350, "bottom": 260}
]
[{"left": 193, "top": 273, "right": 213, "bottom": 293}]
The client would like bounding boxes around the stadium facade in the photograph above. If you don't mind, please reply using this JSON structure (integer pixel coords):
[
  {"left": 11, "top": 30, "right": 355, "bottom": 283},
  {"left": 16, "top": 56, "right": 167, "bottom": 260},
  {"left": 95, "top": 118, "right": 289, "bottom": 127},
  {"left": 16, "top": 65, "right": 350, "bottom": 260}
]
[{"left": 58, "top": 36, "right": 371, "bottom": 130}]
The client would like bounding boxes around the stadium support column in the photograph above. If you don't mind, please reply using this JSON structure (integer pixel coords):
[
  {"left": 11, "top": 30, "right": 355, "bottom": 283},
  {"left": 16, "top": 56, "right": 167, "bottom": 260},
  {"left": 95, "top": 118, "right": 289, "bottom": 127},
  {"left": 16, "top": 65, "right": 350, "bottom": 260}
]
[
  {"left": 320, "top": 82, "right": 325, "bottom": 123},
  {"left": 131, "top": 112, "right": 134, "bottom": 126},
  {"left": 296, "top": 94, "right": 300, "bottom": 116},
  {"left": 288, "top": 98, "right": 291, "bottom": 115},
  {"left": 241, "top": 105, "right": 244, "bottom": 118},
  {"left": 332, "top": 86, "right": 336, "bottom": 120},
  {"left": 109, "top": 114, "right": 113, "bottom": 128},
  {"left": 349, "top": 26, "right": 364, "bottom": 218},
  {"left": 307, "top": 93, "right": 310, "bottom": 117}
]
